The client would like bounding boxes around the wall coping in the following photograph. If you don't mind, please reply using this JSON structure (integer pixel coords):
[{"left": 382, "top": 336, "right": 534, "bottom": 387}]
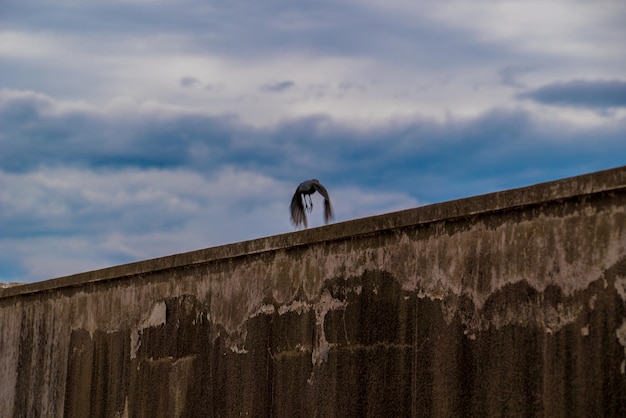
[{"left": 2, "top": 165, "right": 625, "bottom": 299}]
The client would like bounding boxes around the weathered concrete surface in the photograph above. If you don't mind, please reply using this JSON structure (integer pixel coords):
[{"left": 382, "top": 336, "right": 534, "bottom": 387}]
[{"left": 1, "top": 166, "right": 626, "bottom": 417}]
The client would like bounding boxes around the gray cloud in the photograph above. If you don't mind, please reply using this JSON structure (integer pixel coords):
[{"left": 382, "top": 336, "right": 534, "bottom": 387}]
[
  {"left": 2, "top": 88, "right": 626, "bottom": 283},
  {"left": 519, "top": 79, "right": 626, "bottom": 109},
  {"left": 498, "top": 65, "right": 535, "bottom": 88},
  {"left": 180, "top": 76, "right": 201, "bottom": 87},
  {"left": 2, "top": 90, "right": 624, "bottom": 203},
  {"left": 0, "top": 165, "right": 420, "bottom": 282},
  {"left": 1, "top": 0, "right": 531, "bottom": 75},
  {"left": 260, "top": 81, "right": 295, "bottom": 93}
]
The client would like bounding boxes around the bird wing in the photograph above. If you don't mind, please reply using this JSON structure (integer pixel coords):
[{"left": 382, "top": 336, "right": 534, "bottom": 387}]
[
  {"left": 290, "top": 189, "right": 307, "bottom": 228},
  {"left": 312, "top": 181, "right": 334, "bottom": 223}
]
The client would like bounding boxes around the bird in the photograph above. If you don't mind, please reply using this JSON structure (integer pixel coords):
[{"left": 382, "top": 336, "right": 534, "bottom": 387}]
[{"left": 290, "top": 179, "right": 333, "bottom": 228}]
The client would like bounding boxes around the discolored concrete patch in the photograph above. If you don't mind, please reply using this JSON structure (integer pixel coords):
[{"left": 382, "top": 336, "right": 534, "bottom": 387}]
[{"left": 59, "top": 266, "right": 626, "bottom": 417}]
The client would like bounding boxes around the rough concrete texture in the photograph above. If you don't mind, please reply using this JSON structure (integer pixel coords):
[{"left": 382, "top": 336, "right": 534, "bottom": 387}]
[{"left": 1, "top": 166, "right": 626, "bottom": 417}]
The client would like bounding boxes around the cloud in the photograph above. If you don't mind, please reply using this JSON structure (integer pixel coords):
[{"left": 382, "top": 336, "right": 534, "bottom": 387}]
[
  {"left": 498, "top": 65, "right": 535, "bottom": 88},
  {"left": 1, "top": 90, "right": 625, "bottom": 283},
  {"left": 260, "top": 81, "right": 295, "bottom": 93},
  {"left": 518, "top": 79, "right": 626, "bottom": 109},
  {"left": 180, "top": 76, "right": 201, "bottom": 87},
  {"left": 0, "top": 165, "right": 417, "bottom": 282},
  {"left": 0, "top": 89, "right": 241, "bottom": 172},
  {"left": 1, "top": 1, "right": 571, "bottom": 126},
  {"left": 2, "top": 89, "right": 625, "bottom": 197},
  {"left": 425, "top": 1, "right": 626, "bottom": 59}
]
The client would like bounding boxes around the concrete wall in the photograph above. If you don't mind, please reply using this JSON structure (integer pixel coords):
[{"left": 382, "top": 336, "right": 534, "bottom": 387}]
[{"left": 2, "top": 166, "right": 626, "bottom": 417}]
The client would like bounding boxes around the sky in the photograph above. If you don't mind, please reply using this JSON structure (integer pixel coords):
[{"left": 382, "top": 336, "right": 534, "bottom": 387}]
[{"left": 1, "top": 0, "right": 625, "bottom": 283}]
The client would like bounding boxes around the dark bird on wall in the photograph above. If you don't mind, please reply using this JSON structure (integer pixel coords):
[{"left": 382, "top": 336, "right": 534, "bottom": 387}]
[{"left": 290, "top": 179, "right": 333, "bottom": 228}]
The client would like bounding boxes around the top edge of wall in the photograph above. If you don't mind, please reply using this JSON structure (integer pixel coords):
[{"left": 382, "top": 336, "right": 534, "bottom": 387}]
[{"left": 2, "top": 165, "right": 625, "bottom": 299}]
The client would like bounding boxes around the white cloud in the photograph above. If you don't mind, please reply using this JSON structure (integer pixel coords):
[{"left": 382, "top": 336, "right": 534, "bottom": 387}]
[
  {"left": 0, "top": 165, "right": 418, "bottom": 281},
  {"left": 433, "top": 1, "right": 625, "bottom": 61},
  {"left": 0, "top": 31, "right": 65, "bottom": 59},
  {"left": 355, "top": 0, "right": 626, "bottom": 60},
  {"left": 3, "top": 1, "right": 624, "bottom": 126}
]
